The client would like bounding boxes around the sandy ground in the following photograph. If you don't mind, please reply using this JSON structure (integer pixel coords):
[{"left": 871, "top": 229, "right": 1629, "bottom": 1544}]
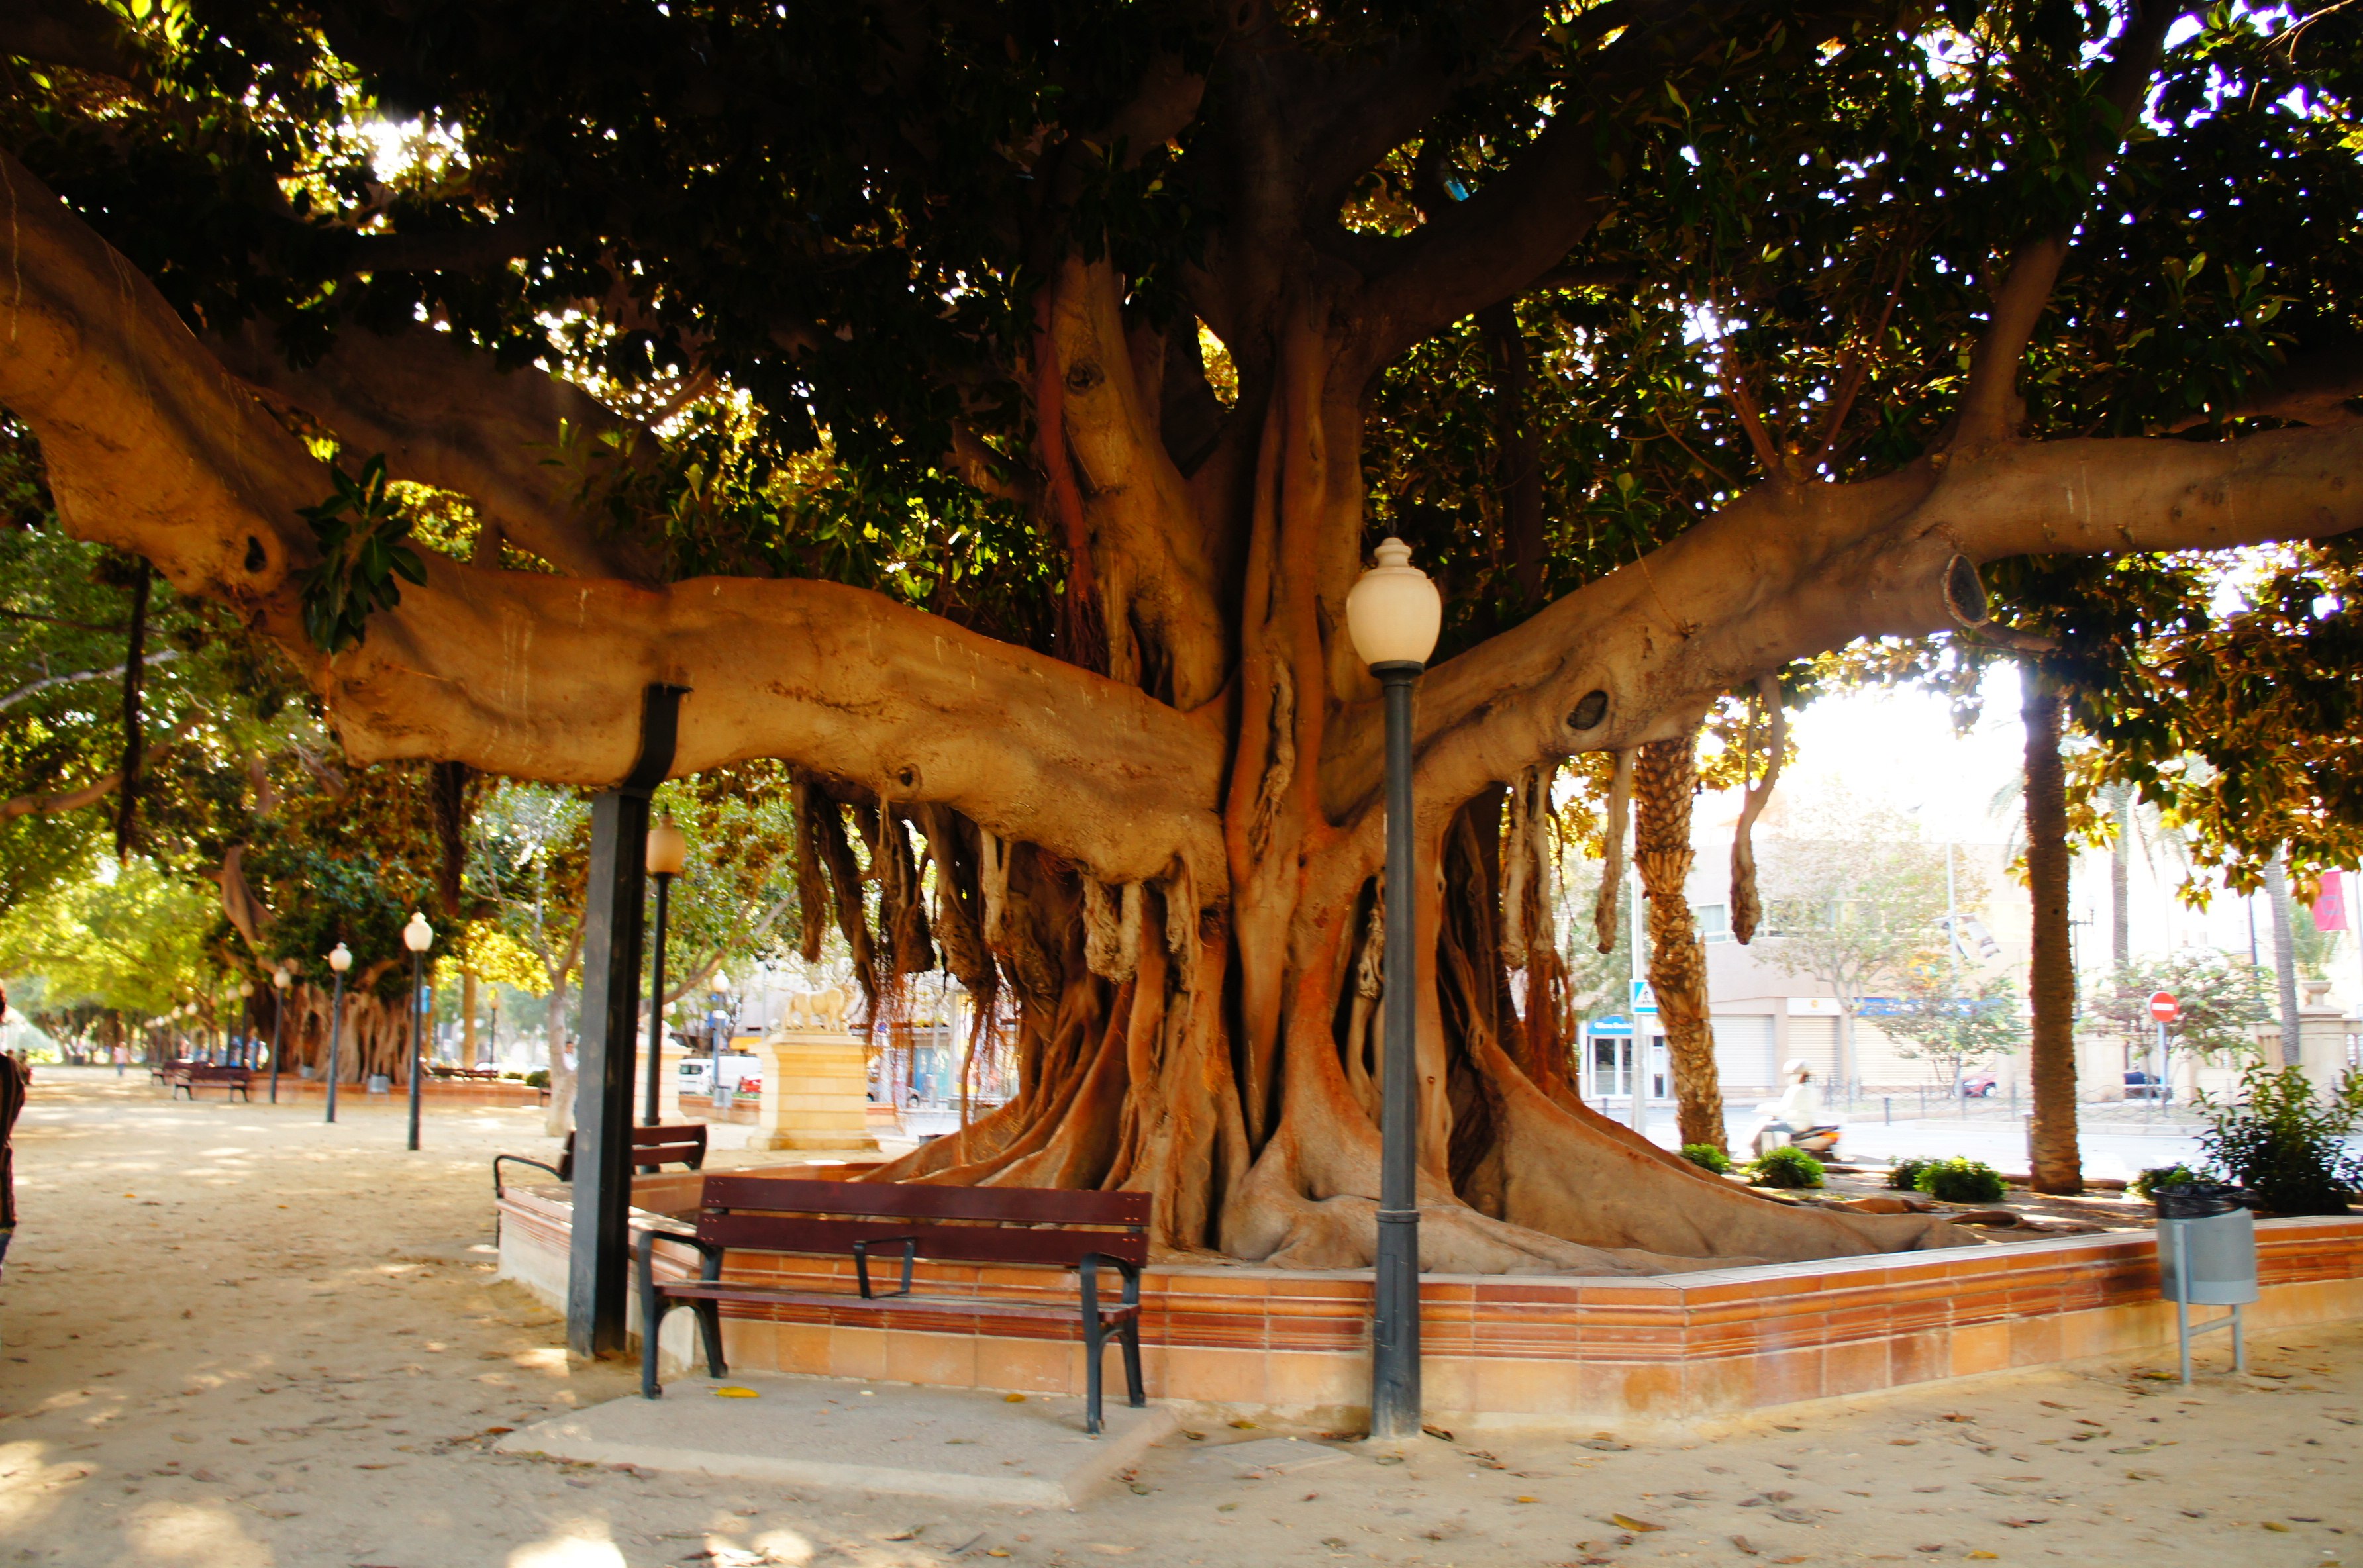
[{"left": 1, "top": 1066, "right": 2357, "bottom": 1568}]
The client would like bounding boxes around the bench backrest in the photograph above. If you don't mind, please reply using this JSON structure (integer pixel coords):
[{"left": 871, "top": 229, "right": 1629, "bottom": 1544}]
[
  {"left": 187, "top": 1064, "right": 248, "bottom": 1081},
  {"left": 693, "top": 1176, "right": 1150, "bottom": 1268},
  {"left": 553, "top": 1122, "right": 708, "bottom": 1179}
]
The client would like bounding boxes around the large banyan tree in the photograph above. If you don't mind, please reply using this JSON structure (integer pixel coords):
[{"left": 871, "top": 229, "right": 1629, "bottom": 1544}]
[{"left": 3, "top": 0, "right": 2358, "bottom": 1271}]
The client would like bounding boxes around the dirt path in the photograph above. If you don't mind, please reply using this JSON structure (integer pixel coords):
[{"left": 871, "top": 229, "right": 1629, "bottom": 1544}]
[{"left": 1, "top": 1067, "right": 2356, "bottom": 1567}]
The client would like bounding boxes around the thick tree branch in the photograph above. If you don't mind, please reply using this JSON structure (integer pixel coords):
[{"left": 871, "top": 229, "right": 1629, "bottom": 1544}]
[
  {"left": 322, "top": 560, "right": 1228, "bottom": 892},
  {"left": 1312, "top": 420, "right": 2363, "bottom": 908},
  {"left": 1046, "top": 256, "right": 1228, "bottom": 705},
  {"left": 1955, "top": 1, "right": 2184, "bottom": 445},
  {"left": 207, "top": 321, "right": 658, "bottom": 581}
]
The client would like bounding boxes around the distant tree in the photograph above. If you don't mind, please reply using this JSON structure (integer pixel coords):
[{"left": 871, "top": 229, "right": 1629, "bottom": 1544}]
[
  {"left": 1884, "top": 963, "right": 2027, "bottom": 1093},
  {"left": 1758, "top": 799, "right": 1956, "bottom": 1095},
  {"left": 2088, "top": 951, "right": 2269, "bottom": 1069}
]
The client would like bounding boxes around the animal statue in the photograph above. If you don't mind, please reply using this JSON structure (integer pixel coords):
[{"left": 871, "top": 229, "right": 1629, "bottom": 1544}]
[{"left": 781, "top": 985, "right": 849, "bottom": 1033}]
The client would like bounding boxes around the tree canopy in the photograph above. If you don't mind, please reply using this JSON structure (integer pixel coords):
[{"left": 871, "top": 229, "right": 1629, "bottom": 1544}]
[{"left": 3, "top": 0, "right": 2358, "bottom": 1269}]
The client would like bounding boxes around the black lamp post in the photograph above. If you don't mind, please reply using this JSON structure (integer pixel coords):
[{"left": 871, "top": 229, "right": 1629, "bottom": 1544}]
[
  {"left": 325, "top": 942, "right": 352, "bottom": 1123},
  {"left": 644, "top": 812, "right": 687, "bottom": 1124},
  {"left": 237, "top": 979, "right": 255, "bottom": 1066},
  {"left": 403, "top": 912, "right": 434, "bottom": 1151},
  {"left": 1344, "top": 535, "right": 1443, "bottom": 1442},
  {"left": 269, "top": 962, "right": 292, "bottom": 1103}
]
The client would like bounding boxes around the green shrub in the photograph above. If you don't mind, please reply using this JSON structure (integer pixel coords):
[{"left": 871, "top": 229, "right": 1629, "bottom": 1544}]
[
  {"left": 1747, "top": 1146, "right": 1825, "bottom": 1189},
  {"left": 2195, "top": 1063, "right": 2363, "bottom": 1215},
  {"left": 524, "top": 1069, "right": 550, "bottom": 1089},
  {"left": 1681, "top": 1143, "right": 1733, "bottom": 1174},
  {"left": 1887, "top": 1157, "right": 1935, "bottom": 1191},
  {"left": 2130, "top": 1165, "right": 2197, "bottom": 1200},
  {"left": 1913, "top": 1156, "right": 2007, "bottom": 1204}
]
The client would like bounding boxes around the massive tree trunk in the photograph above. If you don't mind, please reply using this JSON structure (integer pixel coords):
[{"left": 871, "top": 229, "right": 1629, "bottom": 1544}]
[
  {"left": 3, "top": 28, "right": 2361, "bottom": 1275},
  {"left": 1633, "top": 729, "right": 1726, "bottom": 1153},
  {"left": 2021, "top": 667, "right": 2083, "bottom": 1196}
]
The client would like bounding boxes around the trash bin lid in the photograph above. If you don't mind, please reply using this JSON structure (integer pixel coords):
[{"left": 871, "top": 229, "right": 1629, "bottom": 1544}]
[{"left": 2154, "top": 1181, "right": 2260, "bottom": 1218}]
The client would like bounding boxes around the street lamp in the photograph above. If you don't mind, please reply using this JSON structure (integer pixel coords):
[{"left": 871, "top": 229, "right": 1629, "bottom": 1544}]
[
  {"left": 644, "top": 812, "right": 688, "bottom": 1125},
  {"left": 269, "top": 962, "right": 293, "bottom": 1104},
  {"left": 403, "top": 912, "right": 434, "bottom": 1151},
  {"left": 1344, "top": 535, "right": 1442, "bottom": 1442},
  {"left": 325, "top": 942, "right": 353, "bottom": 1124}
]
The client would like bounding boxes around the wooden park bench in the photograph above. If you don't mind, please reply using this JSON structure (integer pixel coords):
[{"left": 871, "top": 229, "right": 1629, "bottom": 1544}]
[
  {"left": 170, "top": 1063, "right": 253, "bottom": 1101},
  {"left": 491, "top": 1122, "right": 710, "bottom": 1203},
  {"left": 636, "top": 1178, "right": 1148, "bottom": 1434}
]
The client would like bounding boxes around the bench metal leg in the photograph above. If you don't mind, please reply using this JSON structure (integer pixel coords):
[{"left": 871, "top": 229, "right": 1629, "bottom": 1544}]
[
  {"left": 1083, "top": 1317, "right": 1106, "bottom": 1437},
  {"left": 696, "top": 1302, "right": 727, "bottom": 1379},
  {"left": 1120, "top": 1319, "right": 1144, "bottom": 1408},
  {"left": 642, "top": 1296, "right": 670, "bottom": 1400}
]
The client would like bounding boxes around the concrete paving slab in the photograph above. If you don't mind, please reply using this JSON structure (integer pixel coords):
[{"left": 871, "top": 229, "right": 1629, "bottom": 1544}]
[
  {"left": 1193, "top": 1436, "right": 1358, "bottom": 1478},
  {"left": 495, "top": 1373, "right": 1178, "bottom": 1508}
]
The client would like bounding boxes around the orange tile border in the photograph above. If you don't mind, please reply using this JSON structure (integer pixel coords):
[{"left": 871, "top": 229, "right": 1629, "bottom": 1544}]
[{"left": 500, "top": 1195, "right": 2362, "bottom": 1421}]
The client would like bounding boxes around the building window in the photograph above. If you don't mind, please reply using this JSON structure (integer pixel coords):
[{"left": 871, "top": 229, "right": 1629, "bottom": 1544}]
[{"left": 1692, "top": 901, "right": 1731, "bottom": 943}]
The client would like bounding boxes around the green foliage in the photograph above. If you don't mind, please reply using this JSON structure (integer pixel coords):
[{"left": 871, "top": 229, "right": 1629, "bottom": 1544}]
[
  {"left": 1756, "top": 793, "right": 1958, "bottom": 1016},
  {"left": 523, "top": 1069, "right": 550, "bottom": 1089},
  {"left": 1746, "top": 1146, "right": 1825, "bottom": 1189},
  {"left": 0, "top": 855, "right": 215, "bottom": 1018},
  {"left": 2195, "top": 1063, "right": 2363, "bottom": 1215},
  {"left": 1680, "top": 1142, "right": 1732, "bottom": 1175},
  {"left": 1913, "top": 1157, "right": 2008, "bottom": 1204},
  {"left": 1887, "top": 1157, "right": 1936, "bottom": 1191},
  {"left": 297, "top": 455, "right": 427, "bottom": 654},
  {"left": 2089, "top": 952, "right": 2268, "bottom": 1063},
  {"left": 2131, "top": 1165, "right": 2198, "bottom": 1199},
  {"left": 1885, "top": 963, "right": 2028, "bottom": 1083}
]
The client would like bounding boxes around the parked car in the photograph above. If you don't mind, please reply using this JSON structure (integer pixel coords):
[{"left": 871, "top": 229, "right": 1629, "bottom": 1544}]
[
  {"left": 1960, "top": 1072, "right": 1999, "bottom": 1098},
  {"left": 2123, "top": 1070, "right": 2172, "bottom": 1101}
]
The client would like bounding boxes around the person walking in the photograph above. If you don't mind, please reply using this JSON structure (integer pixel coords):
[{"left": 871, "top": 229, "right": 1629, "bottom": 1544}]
[{"left": 113, "top": 1040, "right": 128, "bottom": 1078}]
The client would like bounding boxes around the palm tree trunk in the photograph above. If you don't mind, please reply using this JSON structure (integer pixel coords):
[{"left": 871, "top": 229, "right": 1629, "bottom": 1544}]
[
  {"left": 1634, "top": 729, "right": 1725, "bottom": 1152},
  {"left": 2265, "top": 851, "right": 2303, "bottom": 1066},
  {"left": 2022, "top": 667, "right": 2082, "bottom": 1195}
]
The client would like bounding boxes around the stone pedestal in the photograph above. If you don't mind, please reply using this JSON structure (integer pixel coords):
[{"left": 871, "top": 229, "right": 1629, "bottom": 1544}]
[
  {"left": 2297, "top": 995, "right": 2353, "bottom": 1102},
  {"left": 748, "top": 1029, "right": 878, "bottom": 1153}
]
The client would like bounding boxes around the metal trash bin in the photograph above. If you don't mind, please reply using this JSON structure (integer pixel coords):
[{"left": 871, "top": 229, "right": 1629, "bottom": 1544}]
[{"left": 2154, "top": 1183, "right": 2260, "bottom": 1383}]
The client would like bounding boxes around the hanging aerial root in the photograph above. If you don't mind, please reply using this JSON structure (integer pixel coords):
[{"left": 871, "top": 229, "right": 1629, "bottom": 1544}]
[
  {"left": 1593, "top": 748, "right": 1634, "bottom": 953},
  {"left": 1730, "top": 673, "right": 1786, "bottom": 945}
]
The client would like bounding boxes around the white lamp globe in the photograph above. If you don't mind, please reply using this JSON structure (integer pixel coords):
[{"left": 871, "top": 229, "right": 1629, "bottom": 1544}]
[
  {"left": 1345, "top": 537, "right": 1444, "bottom": 670},
  {"left": 402, "top": 912, "right": 434, "bottom": 954},
  {"left": 646, "top": 813, "right": 689, "bottom": 877},
  {"left": 238, "top": 979, "right": 255, "bottom": 999},
  {"left": 328, "top": 942, "right": 353, "bottom": 974},
  {"left": 274, "top": 963, "right": 293, "bottom": 990}
]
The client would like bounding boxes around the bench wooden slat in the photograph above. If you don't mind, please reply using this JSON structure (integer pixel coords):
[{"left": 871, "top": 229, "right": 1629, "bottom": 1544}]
[
  {"left": 695, "top": 1212, "right": 1149, "bottom": 1267},
  {"left": 699, "top": 1175, "right": 1148, "bottom": 1228},
  {"left": 656, "top": 1281, "right": 1140, "bottom": 1322}
]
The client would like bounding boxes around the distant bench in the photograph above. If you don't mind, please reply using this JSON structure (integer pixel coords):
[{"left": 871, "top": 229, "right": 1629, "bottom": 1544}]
[
  {"left": 637, "top": 1178, "right": 1148, "bottom": 1434},
  {"left": 492, "top": 1122, "right": 709, "bottom": 1202},
  {"left": 168, "top": 1063, "right": 253, "bottom": 1101}
]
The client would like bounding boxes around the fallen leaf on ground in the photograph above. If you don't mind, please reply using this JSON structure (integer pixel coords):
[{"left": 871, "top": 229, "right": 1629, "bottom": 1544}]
[
  {"left": 1608, "top": 1514, "right": 1664, "bottom": 1532},
  {"left": 1730, "top": 1536, "right": 1759, "bottom": 1556},
  {"left": 2001, "top": 1517, "right": 2050, "bottom": 1528},
  {"left": 713, "top": 1387, "right": 760, "bottom": 1398},
  {"left": 1005, "top": 1393, "right": 1027, "bottom": 1403},
  {"left": 2262, "top": 1522, "right": 2292, "bottom": 1532}
]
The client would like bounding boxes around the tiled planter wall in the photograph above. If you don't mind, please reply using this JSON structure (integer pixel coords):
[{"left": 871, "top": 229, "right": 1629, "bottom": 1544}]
[{"left": 496, "top": 1178, "right": 2363, "bottom": 1425}]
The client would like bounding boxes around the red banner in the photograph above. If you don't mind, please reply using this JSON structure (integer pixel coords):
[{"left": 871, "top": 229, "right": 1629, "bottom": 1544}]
[{"left": 2315, "top": 869, "right": 2350, "bottom": 932}]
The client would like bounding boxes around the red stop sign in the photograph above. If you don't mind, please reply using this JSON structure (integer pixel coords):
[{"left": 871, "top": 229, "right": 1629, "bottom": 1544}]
[{"left": 2149, "top": 991, "right": 2180, "bottom": 1023}]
